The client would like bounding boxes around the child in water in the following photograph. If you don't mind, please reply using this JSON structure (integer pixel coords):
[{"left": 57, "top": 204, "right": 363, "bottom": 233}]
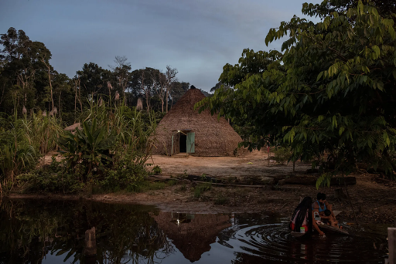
[
  {"left": 290, "top": 197, "right": 325, "bottom": 236},
  {"left": 313, "top": 193, "right": 342, "bottom": 229}
]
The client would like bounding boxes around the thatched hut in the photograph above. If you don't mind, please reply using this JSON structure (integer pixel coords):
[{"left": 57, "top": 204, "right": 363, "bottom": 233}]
[{"left": 152, "top": 87, "right": 243, "bottom": 156}]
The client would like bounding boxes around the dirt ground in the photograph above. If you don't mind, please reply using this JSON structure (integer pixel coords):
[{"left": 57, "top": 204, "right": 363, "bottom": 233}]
[
  {"left": 148, "top": 150, "right": 309, "bottom": 179},
  {"left": 12, "top": 150, "right": 396, "bottom": 225}
]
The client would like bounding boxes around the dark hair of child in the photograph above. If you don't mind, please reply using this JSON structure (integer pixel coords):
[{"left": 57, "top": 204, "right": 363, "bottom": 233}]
[
  {"left": 290, "top": 197, "right": 313, "bottom": 234},
  {"left": 317, "top": 192, "right": 326, "bottom": 200}
]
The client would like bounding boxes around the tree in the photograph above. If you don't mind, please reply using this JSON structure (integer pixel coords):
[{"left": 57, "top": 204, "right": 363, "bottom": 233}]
[
  {"left": 111, "top": 56, "right": 131, "bottom": 106},
  {"left": 197, "top": 0, "right": 396, "bottom": 179},
  {"left": 40, "top": 54, "right": 54, "bottom": 111},
  {"left": 210, "top": 82, "right": 231, "bottom": 93},
  {"left": 52, "top": 73, "right": 71, "bottom": 119},
  {"left": 170, "top": 81, "right": 189, "bottom": 107},
  {"left": 164, "top": 66, "right": 178, "bottom": 112},
  {"left": 130, "top": 67, "right": 161, "bottom": 112},
  {"left": 76, "top": 63, "right": 113, "bottom": 105},
  {"left": 154, "top": 70, "right": 167, "bottom": 112},
  {"left": 0, "top": 27, "right": 52, "bottom": 115}
]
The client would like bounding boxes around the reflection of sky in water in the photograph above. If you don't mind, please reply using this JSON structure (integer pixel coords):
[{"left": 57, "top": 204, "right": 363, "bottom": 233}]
[
  {"left": 0, "top": 200, "right": 388, "bottom": 264},
  {"left": 42, "top": 251, "right": 75, "bottom": 264}
]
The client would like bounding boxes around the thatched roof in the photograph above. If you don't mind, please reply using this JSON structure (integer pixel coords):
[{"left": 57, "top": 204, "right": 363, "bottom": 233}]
[
  {"left": 152, "top": 88, "right": 243, "bottom": 156},
  {"left": 64, "top": 123, "right": 81, "bottom": 131}
]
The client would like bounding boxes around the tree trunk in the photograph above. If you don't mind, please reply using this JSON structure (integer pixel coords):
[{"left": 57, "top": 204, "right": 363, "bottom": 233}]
[
  {"left": 75, "top": 82, "right": 77, "bottom": 114},
  {"left": 123, "top": 83, "right": 126, "bottom": 106},
  {"left": 146, "top": 91, "right": 150, "bottom": 112},
  {"left": 165, "top": 90, "right": 169, "bottom": 113},
  {"left": 58, "top": 91, "right": 62, "bottom": 120},
  {"left": 79, "top": 80, "right": 83, "bottom": 112},
  {"left": 42, "top": 59, "right": 54, "bottom": 110}
]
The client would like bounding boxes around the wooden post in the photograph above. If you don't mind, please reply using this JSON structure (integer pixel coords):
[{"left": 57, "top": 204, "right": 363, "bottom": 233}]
[
  {"left": 389, "top": 227, "right": 396, "bottom": 264},
  {"left": 293, "top": 160, "right": 296, "bottom": 173},
  {"left": 84, "top": 227, "right": 96, "bottom": 257}
]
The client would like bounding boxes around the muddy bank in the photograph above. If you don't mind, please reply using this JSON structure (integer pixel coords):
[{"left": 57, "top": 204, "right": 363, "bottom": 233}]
[
  {"left": 12, "top": 150, "right": 396, "bottom": 225},
  {"left": 8, "top": 172, "right": 396, "bottom": 225}
]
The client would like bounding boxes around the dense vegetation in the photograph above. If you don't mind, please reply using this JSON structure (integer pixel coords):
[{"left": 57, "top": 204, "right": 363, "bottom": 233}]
[
  {"left": 0, "top": 27, "right": 213, "bottom": 195},
  {"left": 197, "top": 0, "right": 396, "bottom": 182}
]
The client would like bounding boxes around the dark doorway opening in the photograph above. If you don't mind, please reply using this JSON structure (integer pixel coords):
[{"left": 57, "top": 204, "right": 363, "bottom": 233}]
[{"left": 180, "top": 133, "right": 186, "bottom": 153}]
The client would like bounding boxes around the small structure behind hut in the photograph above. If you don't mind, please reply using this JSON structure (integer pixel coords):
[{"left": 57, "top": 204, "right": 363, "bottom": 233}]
[
  {"left": 64, "top": 123, "right": 81, "bottom": 134},
  {"left": 152, "top": 87, "right": 243, "bottom": 156}
]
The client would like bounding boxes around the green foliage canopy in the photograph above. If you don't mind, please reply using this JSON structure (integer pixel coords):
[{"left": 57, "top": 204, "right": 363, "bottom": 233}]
[{"left": 197, "top": 0, "right": 396, "bottom": 176}]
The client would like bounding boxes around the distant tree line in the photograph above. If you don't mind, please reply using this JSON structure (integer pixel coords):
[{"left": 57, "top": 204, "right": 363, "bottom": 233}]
[{"left": 0, "top": 27, "right": 209, "bottom": 125}]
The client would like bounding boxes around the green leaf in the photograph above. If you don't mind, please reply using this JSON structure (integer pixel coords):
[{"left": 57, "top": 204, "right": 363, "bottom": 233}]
[
  {"left": 316, "top": 71, "right": 323, "bottom": 81},
  {"left": 372, "top": 45, "right": 380, "bottom": 59}
]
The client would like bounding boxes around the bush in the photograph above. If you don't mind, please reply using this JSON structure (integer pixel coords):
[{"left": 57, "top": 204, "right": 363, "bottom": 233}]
[
  {"left": 17, "top": 158, "right": 84, "bottom": 194},
  {"left": 58, "top": 119, "right": 116, "bottom": 182},
  {"left": 193, "top": 183, "right": 212, "bottom": 199},
  {"left": 214, "top": 193, "right": 230, "bottom": 205},
  {"left": 99, "top": 162, "right": 147, "bottom": 192},
  {"left": 273, "top": 147, "right": 293, "bottom": 164},
  {"left": 153, "top": 165, "right": 162, "bottom": 175}
]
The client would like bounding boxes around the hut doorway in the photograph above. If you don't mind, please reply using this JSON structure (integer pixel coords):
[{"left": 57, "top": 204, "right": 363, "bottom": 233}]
[
  {"left": 171, "top": 130, "right": 195, "bottom": 155},
  {"left": 180, "top": 133, "right": 187, "bottom": 153}
]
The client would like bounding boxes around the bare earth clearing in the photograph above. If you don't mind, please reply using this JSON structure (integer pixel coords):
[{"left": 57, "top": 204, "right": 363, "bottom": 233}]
[{"left": 11, "top": 150, "right": 396, "bottom": 225}]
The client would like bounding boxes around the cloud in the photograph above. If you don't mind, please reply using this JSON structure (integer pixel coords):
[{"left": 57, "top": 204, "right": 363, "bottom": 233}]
[{"left": 0, "top": 0, "right": 323, "bottom": 91}]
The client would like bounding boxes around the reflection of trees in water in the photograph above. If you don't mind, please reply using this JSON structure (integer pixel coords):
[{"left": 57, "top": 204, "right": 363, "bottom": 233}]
[{"left": 0, "top": 199, "right": 174, "bottom": 264}]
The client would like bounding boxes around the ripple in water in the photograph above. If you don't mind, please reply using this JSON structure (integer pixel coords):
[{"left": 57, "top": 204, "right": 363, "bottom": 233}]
[{"left": 217, "top": 215, "right": 388, "bottom": 264}]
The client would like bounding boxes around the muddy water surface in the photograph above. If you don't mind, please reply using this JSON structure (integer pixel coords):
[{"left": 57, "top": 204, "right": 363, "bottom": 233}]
[{"left": 0, "top": 199, "right": 388, "bottom": 263}]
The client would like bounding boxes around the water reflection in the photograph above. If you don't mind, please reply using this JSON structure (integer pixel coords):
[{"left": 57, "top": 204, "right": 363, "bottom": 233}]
[
  {"left": 0, "top": 199, "right": 172, "bottom": 264},
  {"left": 0, "top": 199, "right": 388, "bottom": 264},
  {"left": 151, "top": 212, "right": 231, "bottom": 262}
]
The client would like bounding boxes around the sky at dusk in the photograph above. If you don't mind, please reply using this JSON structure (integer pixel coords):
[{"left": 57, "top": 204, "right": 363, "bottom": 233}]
[{"left": 0, "top": 0, "right": 323, "bottom": 92}]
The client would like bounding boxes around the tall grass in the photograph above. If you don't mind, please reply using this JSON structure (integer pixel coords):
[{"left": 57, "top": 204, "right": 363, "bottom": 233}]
[
  {"left": 24, "top": 112, "right": 64, "bottom": 154},
  {"left": 81, "top": 100, "right": 157, "bottom": 168},
  {"left": 0, "top": 112, "right": 64, "bottom": 195},
  {"left": 1, "top": 97, "right": 159, "bottom": 195},
  {"left": 56, "top": 100, "right": 158, "bottom": 188}
]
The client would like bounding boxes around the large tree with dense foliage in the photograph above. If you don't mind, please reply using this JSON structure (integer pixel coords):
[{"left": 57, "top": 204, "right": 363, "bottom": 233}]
[
  {"left": 0, "top": 27, "right": 53, "bottom": 115},
  {"left": 197, "top": 0, "right": 396, "bottom": 179}
]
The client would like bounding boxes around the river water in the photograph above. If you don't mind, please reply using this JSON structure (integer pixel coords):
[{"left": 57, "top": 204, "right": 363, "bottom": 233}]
[{"left": 0, "top": 199, "right": 388, "bottom": 263}]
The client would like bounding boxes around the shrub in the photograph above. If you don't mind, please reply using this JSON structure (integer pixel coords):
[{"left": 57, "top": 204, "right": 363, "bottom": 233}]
[
  {"left": 58, "top": 119, "right": 116, "bottom": 182},
  {"left": 193, "top": 183, "right": 212, "bottom": 199},
  {"left": 273, "top": 147, "right": 293, "bottom": 164},
  {"left": 17, "top": 160, "right": 83, "bottom": 194},
  {"left": 153, "top": 165, "right": 162, "bottom": 175},
  {"left": 176, "top": 184, "right": 187, "bottom": 192},
  {"left": 99, "top": 162, "right": 147, "bottom": 192},
  {"left": 214, "top": 194, "right": 230, "bottom": 205}
]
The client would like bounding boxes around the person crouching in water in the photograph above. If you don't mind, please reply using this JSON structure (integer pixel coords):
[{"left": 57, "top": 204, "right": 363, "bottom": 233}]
[
  {"left": 313, "top": 192, "right": 342, "bottom": 229},
  {"left": 290, "top": 197, "right": 325, "bottom": 236}
]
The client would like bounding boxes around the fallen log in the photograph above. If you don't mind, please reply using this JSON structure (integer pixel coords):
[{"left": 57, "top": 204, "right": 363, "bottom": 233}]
[{"left": 278, "top": 176, "right": 356, "bottom": 186}]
